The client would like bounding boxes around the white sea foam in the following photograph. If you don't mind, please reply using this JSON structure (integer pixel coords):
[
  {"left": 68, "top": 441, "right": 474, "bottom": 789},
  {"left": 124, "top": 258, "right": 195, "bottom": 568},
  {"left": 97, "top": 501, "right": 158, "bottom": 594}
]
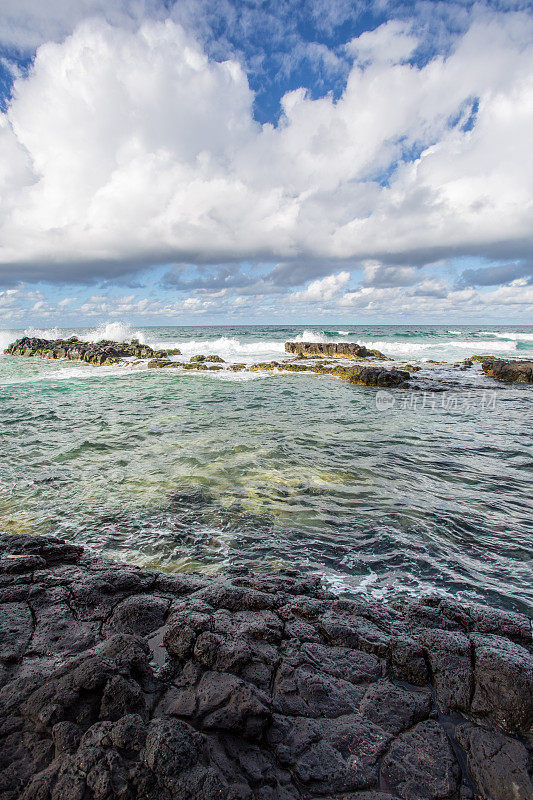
[
  {"left": 146, "top": 335, "right": 285, "bottom": 362},
  {"left": 22, "top": 326, "right": 64, "bottom": 340},
  {"left": 354, "top": 338, "right": 518, "bottom": 359},
  {"left": 2, "top": 322, "right": 148, "bottom": 349},
  {"left": 478, "top": 331, "right": 533, "bottom": 341},
  {"left": 288, "top": 329, "right": 327, "bottom": 343},
  {"left": 79, "top": 321, "right": 147, "bottom": 344},
  {"left": 336, "top": 330, "right": 350, "bottom": 335},
  {"left": 0, "top": 330, "right": 17, "bottom": 351}
]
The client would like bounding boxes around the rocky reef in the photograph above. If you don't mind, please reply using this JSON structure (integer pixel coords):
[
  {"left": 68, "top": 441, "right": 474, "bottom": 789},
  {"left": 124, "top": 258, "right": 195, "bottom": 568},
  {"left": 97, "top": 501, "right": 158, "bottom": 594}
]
[
  {"left": 0, "top": 532, "right": 531, "bottom": 800},
  {"left": 4, "top": 337, "right": 411, "bottom": 388},
  {"left": 285, "top": 342, "right": 389, "bottom": 360},
  {"left": 346, "top": 366, "right": 409, "bottom": 387},
  {"left": 480, "top": 358, "right": 533, "bottom": 383},
  {"left": 249, "top": 361, "right": 410, "bottom": 387},
  {"left": 3, "top": 336, "right": 174, "bottom": 365}
]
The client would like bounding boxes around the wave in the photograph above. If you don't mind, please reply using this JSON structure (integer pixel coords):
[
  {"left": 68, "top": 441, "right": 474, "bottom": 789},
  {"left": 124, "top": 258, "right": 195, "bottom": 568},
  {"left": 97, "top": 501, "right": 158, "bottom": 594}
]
[
  {"left": 478, "top": 331, "right": 533, "bottom": 342},
  {"left": 288, "top": 329, "right": 327, "bottom": 343},
  {"left": 1, "top": 322, "right": 148, "bottom": 352},
  {"left": 146, "top": 335, "right": 285, "bottom": 360},
  {"left": 79, "top": 322, "right": 147, "bottom": 344},
  {"left": 0, "top": 330, "right": 17, "bottom": 352},
  {"left": 354, "top": 338, "right": 518, "bottom": 357}
]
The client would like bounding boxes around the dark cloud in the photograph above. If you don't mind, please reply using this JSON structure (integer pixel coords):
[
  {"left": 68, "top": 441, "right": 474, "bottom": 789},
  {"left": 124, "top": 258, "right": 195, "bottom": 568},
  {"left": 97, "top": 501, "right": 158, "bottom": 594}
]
[
  {"left": 362, "top": 264, "right": 419, "bottom": 287},
  {"left": 459, "top": 259, "right": 533, "bottom": 287},
  {"left": 164, "top": 265, "right": 258, "bottom": 292}
]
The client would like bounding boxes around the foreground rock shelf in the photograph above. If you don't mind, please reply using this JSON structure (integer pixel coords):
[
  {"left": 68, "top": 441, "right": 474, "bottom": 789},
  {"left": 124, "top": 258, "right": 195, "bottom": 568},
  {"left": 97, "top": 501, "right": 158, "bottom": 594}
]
[{"left": 0, "top": 533, "right": 532, "bottom": 800}]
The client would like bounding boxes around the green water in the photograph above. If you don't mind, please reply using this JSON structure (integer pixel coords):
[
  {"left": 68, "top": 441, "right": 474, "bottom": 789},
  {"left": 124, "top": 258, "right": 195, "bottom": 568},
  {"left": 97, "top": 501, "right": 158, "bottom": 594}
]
[{"left": 1, "top": 324, "right": 532, "bottom": 612}]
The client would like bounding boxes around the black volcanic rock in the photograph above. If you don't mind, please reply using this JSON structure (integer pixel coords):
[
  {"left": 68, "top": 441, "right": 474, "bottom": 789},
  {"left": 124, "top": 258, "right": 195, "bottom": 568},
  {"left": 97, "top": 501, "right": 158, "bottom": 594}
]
[
  {"left": 285, "top": 342, "right": 389, "bottom": 360},
  {"left": 0, "top": 531, "right": 532, "bottom": 800},
  {"left": 4, "top": 336, "right": 179, "bottom": 365},
  {"left": 347, "top": 366, "right": 410, "bottom": 387},
  {"left": 481, "top": 358, "right": 533, "bottom": 382}
]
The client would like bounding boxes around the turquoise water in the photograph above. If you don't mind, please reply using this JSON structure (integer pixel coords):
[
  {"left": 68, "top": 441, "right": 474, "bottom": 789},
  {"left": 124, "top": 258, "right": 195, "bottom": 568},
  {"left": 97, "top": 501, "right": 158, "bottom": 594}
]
[{"left": 1, "top": 323, "right": 532, "bottom": 613}]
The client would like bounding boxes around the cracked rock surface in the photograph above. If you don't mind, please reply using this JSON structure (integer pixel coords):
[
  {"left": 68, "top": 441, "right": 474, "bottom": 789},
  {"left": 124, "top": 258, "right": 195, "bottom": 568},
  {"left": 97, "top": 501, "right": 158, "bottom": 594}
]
[{"left": 0, "top": 532, "right": 532, "bottom": 800}]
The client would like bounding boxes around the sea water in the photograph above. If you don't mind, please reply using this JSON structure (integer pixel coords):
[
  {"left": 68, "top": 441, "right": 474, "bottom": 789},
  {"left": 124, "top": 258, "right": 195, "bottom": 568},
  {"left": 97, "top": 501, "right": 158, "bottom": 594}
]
[{"left": 0, "top": 323, "right": 532, "bottom": 613}]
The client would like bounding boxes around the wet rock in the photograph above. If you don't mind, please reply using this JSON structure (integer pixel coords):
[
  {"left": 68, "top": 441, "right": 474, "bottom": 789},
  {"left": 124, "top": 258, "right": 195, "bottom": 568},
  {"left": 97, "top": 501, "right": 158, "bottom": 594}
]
[
  {"left": 456, "top": 722, "right": 533, "bottom": 800},
  {"left": 481, "top": 358, "right": 533, "bottom": 383},
  {"left": 389, "top": 636, "right": 429, "bottom": 685},
  {"left": 0, "top": 532, "right": 532, "bottom": 800},
  {"left": 285, "top": 342, "right": 389, "bottom": 359},
  {"left": 380, "top": 720, "right": 460, "bottom": 800},
  {"left": 418, "top": 629, "right": 473, "bottom": 713},
  {"left": 4, "top": 336, "right": 159, "bottom": 365},
  {"left": 269, "top": 713, "right": 392, "bottom": 794},
  {"left": 103, "top": 594, "right": 169, "bottom": 637},
  {"left": 0, "top": 602, "right": 33, "bottom": 662},
  {"left": 359, "top": 681, "right": 432, "bottom": 735},
  {"left": 347, "top": 366, "right": 410, "bottom": 388},
  {"left": 29, "top": 603, "right": 100, "bottom": 656},
  {"left": 470, "top": 633, "right": 533, "bottom": 734}
]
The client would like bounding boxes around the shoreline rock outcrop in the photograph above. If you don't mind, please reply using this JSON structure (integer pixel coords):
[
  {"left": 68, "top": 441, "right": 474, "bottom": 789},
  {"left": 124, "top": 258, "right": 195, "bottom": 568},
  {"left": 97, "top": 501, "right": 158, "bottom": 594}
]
[
  {"left": 1, "top": 531, "right": 531, "bottom": 800},
  {"left": 481, "top": 358, "right": 533, "bottom": 383},
  {"left": 3, "top": 336, "right": 175, "bottom": 365},
  {"left": 285, "top": 342, "right": 389, "bottom": 360}
]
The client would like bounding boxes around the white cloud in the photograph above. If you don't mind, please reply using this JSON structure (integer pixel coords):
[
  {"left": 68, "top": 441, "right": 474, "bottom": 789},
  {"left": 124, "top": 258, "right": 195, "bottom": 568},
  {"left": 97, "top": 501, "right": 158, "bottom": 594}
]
[
  {"left": 346, "top": 21, "right": 418, "bottom": 65},
  {"left": 481, "top": 278, "right": 533, "bottom": 305},
  {"left": 0, "top": 11, "right": 532, "bottom": 295},
  {"left": 0, "top": 0, "right": 153, "bottom": 50},
  {"left": 293, "top": 271, "right": 350, "bottom": 302}
]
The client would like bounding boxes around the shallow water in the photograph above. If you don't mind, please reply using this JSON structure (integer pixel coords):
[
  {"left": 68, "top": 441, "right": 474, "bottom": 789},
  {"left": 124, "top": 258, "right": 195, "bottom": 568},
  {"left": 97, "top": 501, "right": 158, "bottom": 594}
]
[{"left": 1, "top": 323, "right": 532, "bottom": 613}]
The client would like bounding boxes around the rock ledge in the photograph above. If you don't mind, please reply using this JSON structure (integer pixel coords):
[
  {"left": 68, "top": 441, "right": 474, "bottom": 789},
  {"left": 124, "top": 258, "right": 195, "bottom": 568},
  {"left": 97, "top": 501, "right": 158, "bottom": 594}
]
[{"left": 0, "top": 532, "right": 532, "bottom": 800}]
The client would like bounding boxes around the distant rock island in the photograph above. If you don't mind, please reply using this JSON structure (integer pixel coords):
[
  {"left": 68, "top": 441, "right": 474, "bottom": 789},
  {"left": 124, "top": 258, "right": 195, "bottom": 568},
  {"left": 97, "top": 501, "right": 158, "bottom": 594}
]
[
  {"left": 4, "top": 335, "right": 168, "bottom": 365},
  {"left": 0, "top": 531, "right": 531, "bottom": 800},
  {"left": 285, "top": 341, "right": 389, "bottom": 359}
]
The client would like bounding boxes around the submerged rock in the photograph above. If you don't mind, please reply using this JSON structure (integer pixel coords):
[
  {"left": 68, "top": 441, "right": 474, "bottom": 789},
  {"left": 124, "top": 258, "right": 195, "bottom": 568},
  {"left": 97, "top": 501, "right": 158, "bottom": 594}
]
[
  {"left": 0, "top": 531, "right": 531, "bottom": 800},
  {"left": 285, "top": 341, "right": 389, "bottom": 359},
  {"left": 481, "top": 359, "right": 533, "bottom": 383}
]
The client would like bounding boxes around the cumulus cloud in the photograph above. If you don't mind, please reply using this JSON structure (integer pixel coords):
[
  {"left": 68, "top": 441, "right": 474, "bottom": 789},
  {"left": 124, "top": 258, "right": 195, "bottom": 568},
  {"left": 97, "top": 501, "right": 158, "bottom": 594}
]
[
  {"left": 0, "top": 0, "right": 155, "bottom": 50},
  {"left": 346, "top": 20, "right": 418, "bottom": 65},
  {"left": 293, "top": 271, "right": 350, "bottom": 302},
  {"left": 0, "top": 9, "right": 532, "bottom": 300}
]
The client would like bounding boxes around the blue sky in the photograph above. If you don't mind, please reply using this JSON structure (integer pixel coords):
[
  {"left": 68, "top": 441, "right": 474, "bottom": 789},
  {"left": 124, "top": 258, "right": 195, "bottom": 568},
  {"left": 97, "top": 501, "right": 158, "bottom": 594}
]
[{"left": 0, "top": 0, "right": 532, "bottom": 327}]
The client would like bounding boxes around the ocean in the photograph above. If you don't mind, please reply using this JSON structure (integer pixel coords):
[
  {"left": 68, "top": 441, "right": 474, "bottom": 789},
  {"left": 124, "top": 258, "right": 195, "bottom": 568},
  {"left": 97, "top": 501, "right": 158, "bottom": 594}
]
[{"left": 1, "top": 322, "right": 532, "bottom": 613}]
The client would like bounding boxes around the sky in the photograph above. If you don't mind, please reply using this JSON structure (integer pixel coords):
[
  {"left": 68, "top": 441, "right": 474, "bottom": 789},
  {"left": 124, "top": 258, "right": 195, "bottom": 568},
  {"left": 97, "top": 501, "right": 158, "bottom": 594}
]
[{"left": 0, "top": 0, "right": 533, "bottom": 327}]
